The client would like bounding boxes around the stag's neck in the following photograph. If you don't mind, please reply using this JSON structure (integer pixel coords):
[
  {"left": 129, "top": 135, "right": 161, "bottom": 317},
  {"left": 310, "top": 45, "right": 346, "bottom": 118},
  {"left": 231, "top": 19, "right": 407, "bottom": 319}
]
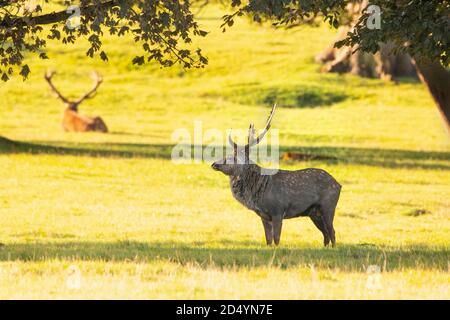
[{"left": 229, "top": 164, "right": 271, "bottom": 211}]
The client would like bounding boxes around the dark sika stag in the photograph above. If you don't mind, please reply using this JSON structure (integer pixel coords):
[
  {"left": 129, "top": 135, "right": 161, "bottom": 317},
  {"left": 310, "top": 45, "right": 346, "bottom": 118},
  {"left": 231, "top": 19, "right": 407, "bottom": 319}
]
[
  {"left": 45, "top": 70, "right": 108, "bottom": 133},
  {"left": 212, "top": 105, "right": 341, "bottom": 247}
]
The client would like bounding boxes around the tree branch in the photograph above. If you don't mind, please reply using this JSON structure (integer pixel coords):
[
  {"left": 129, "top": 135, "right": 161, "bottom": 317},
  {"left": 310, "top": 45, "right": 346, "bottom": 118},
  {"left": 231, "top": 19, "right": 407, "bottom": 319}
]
[{"left": 0, "top": 0, "right": 118, "bottom": 28}]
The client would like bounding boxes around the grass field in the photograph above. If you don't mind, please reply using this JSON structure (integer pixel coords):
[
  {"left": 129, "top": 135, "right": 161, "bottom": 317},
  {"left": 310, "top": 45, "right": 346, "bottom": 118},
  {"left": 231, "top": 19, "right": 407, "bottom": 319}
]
[{"left": 0, "top": 4, "right": 449, "bottom": 299}]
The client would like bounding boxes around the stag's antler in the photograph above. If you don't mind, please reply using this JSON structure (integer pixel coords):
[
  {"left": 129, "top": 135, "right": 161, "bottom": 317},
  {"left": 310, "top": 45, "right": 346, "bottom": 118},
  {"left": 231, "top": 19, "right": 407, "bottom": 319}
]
[
  {"left": 228, "top": 131, "right": 238, "bottom": 151},
  {"left": 228, "top": 103, "right": 277, "bottom": 149},
  {"left": 75, "top": 71, "right": 103, "bottom": 104},
  {"left": 44, "top": 70, "right": 70, "bottom": 104},
  {"left": 248, "top": 103, "right": 276, "bottom": 147}
]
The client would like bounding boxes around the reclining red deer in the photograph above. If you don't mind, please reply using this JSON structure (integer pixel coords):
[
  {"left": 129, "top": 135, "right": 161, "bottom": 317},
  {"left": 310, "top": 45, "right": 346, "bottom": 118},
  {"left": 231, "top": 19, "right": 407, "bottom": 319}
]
[{"left": 44, "top": 71, "right": 108, "bottom": 133}]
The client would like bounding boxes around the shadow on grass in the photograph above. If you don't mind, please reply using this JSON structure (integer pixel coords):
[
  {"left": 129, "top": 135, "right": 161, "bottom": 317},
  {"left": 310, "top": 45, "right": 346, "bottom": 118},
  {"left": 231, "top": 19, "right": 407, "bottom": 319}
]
[
  {"left": 211, "top": 84, "right": 349, "bottom": 108},
  {"left": 282, "top": 145, "right": 450, "bottom": 171},
  {"left": 261, "top": 89, "right": 347, "bottom": 108},
  {"left": 1, "top": 137, "right": 449, "bottom": 170},
  {"left": 0, "top": 240, "right": 448, "bottom": 272}
]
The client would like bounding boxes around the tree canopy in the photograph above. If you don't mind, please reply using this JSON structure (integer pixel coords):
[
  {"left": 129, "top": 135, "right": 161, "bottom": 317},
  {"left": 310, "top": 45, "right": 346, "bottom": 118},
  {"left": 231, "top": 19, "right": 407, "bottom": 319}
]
[
  {"left": 223, "top": 0, "right": 449, "bottom": 65},
  {"left": 0, "top": 1, "right": 448, "bottom": 81},
  {"left": 0, "top": 0, "right": 208, "bottom": 81}
]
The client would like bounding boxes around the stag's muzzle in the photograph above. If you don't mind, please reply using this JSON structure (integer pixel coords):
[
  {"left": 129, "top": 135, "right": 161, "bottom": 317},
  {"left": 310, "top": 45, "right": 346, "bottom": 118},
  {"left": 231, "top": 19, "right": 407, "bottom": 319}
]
[{"left": 211, "top": 163, "right": 220, "bottom": 171}]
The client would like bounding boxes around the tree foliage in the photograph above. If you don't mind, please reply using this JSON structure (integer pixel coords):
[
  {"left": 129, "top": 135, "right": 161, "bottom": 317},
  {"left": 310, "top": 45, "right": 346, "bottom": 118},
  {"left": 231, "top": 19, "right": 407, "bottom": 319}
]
[
  {"left": 339, "top": 0, "right": 449, "bottom": 65},
  {"left": 1, "top": 0, "right": 448, "bottom": 83},
  {"left": 223, "top": 0, "right": 449, "bottom": 65},
  {"left": 0, "top": 0, "right": 208, "bottom": 81}
]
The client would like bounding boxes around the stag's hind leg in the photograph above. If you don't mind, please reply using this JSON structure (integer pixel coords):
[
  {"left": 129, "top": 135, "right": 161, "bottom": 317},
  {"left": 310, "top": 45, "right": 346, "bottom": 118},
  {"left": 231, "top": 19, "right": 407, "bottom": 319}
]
[
  {"left": 321, "top": 214, "right": 335, "bottom": 247},
  {"left": 261, "top": 218, "right": 273, "bottom": 246},
  {"left": 319, "top": 190, "right": 340, "bottom": 248},
  {"left": 272, "top": 216, "right": 283, "bottom": 246},
  {"left": 309, "top": 208, "right": 330, "bottom": 247}
]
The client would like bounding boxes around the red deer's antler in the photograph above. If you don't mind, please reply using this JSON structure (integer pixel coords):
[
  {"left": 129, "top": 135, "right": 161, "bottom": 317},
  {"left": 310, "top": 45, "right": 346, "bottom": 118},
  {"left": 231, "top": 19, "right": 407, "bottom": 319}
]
[
  {"left": 75, "top": 71, "right": 103, "bottom": 104},
  {"left": 44, "top": 70, "right": 70, "bottom": 104}
]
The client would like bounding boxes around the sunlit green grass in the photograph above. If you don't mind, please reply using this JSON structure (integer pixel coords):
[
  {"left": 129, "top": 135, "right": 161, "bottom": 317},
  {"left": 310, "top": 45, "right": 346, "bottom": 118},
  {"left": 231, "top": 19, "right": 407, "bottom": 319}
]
[{"left": 0, "top": 4, "right": 449, "bottom": 299}]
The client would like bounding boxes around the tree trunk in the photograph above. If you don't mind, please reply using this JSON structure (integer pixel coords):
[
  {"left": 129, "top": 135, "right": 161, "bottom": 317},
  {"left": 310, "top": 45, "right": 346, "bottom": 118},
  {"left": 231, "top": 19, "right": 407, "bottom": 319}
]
[
  {"left": 317, "top": 40, "right": 418, "bottom": 80},
  {"left": 314, "top": 1, "right": 447, "bottom": 134},
  {"left": 413, "top": 58, "right": 450, "bottom": 134},
  {"left": 315, "top": 1, "right": 417, "bottom": 81}
]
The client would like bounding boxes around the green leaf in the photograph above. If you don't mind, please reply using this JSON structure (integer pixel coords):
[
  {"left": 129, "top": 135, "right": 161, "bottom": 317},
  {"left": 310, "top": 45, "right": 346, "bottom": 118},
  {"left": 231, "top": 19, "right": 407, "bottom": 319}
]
[
  {"left": 100, "top": 51, "right": 109, "bottom": 61},
  {"left": 132, "top": 56, "right": 145, "bottom": 65},
  {"left": 19, "top": 65, "right": 30, "bottom": 79}
]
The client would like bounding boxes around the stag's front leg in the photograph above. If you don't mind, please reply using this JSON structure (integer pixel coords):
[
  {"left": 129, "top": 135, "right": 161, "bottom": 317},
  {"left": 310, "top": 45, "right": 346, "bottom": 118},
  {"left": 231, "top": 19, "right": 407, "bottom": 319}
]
[
  {"left": 261, "top": 218, "right": 273, "bottom": 246},
  {"left": 272, "top": 216, "right": 283, "bottom": 246}
]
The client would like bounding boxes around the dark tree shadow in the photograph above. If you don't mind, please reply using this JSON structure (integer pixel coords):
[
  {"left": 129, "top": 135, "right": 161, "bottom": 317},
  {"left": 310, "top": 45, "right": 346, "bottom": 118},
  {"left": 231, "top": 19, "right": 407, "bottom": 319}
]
[
  {"left": 281, "top": 145, "right": 450, "bottom": 170},
  {"left": 108, "top": 131, "right": 161, "bottom": 138},
  {"left": 1, "top": 137, "right": 449, "bottom": 170},
  {"left": 261, "top": 89, "right": 347, "bottom": 108},
  {"left": 214, "top": 85, "right": 349, "bottom": 108},
  {"left": 0, "top": 240, "right": 447, "bottom": 272},
  {"left": 0, "top": 137, "right": 173, "bottom": 160}
]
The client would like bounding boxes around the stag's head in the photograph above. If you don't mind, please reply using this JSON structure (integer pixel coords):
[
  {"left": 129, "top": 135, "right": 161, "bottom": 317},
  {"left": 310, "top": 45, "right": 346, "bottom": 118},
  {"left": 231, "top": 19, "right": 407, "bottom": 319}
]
[
  {"left": 44, "top": 70, "right": 103, "bottom": 111},
  {"left": 212, "top": 104, "right": 277, "bottom": 176}
]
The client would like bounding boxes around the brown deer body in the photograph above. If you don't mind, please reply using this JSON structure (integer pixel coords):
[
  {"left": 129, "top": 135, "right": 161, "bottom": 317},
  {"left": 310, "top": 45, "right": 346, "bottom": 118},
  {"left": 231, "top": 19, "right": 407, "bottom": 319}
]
[{"left": 45, "top": 71, "right": 108, "bottom": 133}]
